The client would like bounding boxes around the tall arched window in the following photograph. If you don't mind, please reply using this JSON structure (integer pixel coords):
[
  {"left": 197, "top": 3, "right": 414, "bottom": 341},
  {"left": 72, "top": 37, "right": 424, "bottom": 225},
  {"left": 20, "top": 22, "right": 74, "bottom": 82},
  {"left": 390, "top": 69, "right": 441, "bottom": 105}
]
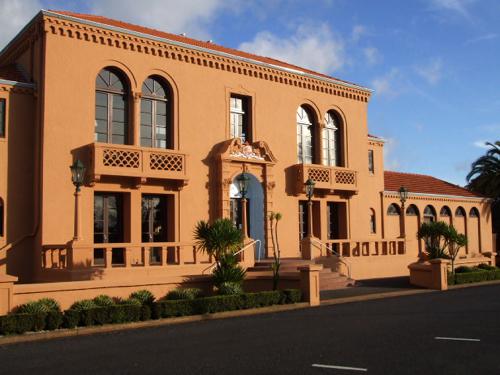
[
  {"left": 0, "top": 198, "right": 3, "bottom": 237},
  {"left": 369, "top": 208, "right": 376, "bottom": 234},
  {"left": 455, "top": 207, "right": 466, "bottom": 217},
  {"left": 95, "top": 68, "right": 129, "bottom": 144},
  {"left": 141, "top": 76, "right": 171, "bottom": 148},
  {"left": 297, "top": 106, "right": 315, "bottom": 164},
  {"left": 424, "top": 205, "right": 436, "bottom": 223},
  {"left": 469, "top": 207, "right": 479, "bottom": 218},
  {"left": 387, "top": 203, "right": 401, "bottom": 216},
  {"left": 406, "top": 204, "right": 419, "bottom": 216},
  {"left": 322, "top": 111, "right": 342, "bottom": 166},
  {"left": 440, "top": 206, "right": 451, "bottom": 217}
]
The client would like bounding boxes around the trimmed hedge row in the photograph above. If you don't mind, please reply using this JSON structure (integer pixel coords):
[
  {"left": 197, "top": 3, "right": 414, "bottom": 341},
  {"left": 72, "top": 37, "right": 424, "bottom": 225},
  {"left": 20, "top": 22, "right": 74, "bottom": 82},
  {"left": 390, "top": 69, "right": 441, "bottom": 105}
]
[
  {"left": 448, "top": 269, "right": 500, "bottom": 285},
  {"left": 0, "top": 289, "right": 301, "bottom": 336}
]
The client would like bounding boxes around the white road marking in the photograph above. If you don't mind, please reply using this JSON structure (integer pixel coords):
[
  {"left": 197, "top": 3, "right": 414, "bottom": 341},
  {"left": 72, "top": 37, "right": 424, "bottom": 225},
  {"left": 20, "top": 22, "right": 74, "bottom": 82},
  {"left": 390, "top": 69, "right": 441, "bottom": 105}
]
[
  {"left": 312, "top": 364, "right": 368, "bottom": 372},
  {"left": 435, "top": 336, "right": 480, "bottom": 342}
]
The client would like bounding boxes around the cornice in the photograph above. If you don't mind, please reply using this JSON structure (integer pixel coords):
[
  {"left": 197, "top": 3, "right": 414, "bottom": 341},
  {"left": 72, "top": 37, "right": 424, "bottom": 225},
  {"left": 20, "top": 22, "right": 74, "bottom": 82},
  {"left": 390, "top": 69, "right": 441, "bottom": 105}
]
[
  {"left": 41, "top": 10, "right": 370, "bottom": 103},
  {"left": 383, "top": 190, "right": 488, "bottom": 204},
  {"left": 0, "top": 81, "right": 35, "bottom": 95}
]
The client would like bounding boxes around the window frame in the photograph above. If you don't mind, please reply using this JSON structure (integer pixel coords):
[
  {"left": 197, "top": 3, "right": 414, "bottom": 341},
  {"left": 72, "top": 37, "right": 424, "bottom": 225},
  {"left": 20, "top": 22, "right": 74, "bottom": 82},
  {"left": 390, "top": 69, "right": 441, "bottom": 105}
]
[
  {"left": 95, "top": 68, "right": 129, "bottom": 145},
  {"left": 140, "top": 76, "right": 171, "bottom": 149},
  {"left": 369, "top": 208, "right": 376, "bottom": 234},
  {"left": 297, "top": 106, "right": 315, "bottom": 164},
  {"left": 0, "top": 98, "right": 5, "bottom": 138},
  {"left": 322, "top": 111, "right": 340, "bottom": 167},
  {"left": 229, "top": 94, "right": 251, "bottom": 142},
  {"left": 368, "top": 149, "right": 374, "bottom": 174}
]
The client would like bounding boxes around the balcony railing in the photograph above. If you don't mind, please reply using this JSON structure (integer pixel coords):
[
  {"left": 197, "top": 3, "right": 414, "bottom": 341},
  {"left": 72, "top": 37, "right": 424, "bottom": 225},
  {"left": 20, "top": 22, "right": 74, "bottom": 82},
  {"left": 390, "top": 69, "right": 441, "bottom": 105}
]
[
  {"left": 295, "top": 164, "right": 358, "bottom": 193},
  {"left": 42, "top": 242, "right": 211, "bottom": 270},
  {"left": 89, "top": 143, "right": 188, "bottom": 182}
]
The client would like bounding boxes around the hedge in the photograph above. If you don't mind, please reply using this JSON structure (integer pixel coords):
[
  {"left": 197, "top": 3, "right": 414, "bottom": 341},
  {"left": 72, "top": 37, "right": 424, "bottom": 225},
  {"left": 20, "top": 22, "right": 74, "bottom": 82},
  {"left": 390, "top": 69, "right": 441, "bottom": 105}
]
[
  {"left": 448, "top": 269, "right": 500, "bottom": 285},
  {"left": 0, "top": 289, "right": 302, "bottom": 336}
]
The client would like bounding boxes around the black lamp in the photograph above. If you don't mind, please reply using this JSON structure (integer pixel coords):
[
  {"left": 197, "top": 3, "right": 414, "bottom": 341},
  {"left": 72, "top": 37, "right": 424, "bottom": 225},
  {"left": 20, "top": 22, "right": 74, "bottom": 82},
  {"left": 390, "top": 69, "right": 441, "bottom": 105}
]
[
  {"left": 70, "top": 159, "right": 85, "bottom": 192},
  {"left": 237, "top": 173, "right": 250, "bottom": 199},
  {"left": 305, "top": 178, "right": 315, "bottom": 201},
  {"left": 398, "top": 186, "right": 408, "bottom": 206}
]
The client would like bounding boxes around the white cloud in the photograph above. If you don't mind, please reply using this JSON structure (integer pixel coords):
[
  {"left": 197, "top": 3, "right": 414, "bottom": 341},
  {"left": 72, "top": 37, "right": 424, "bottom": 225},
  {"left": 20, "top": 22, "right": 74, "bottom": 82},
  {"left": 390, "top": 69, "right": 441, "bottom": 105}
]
[
  {"left": 0, "top": 0, "right": 41, "bottom": 51},
  {"left": 239, "top": 23, "right": 345, "bottom": 74},
  {"left": 351, "top": 25, "right": 367, "bottom": 42},
  {"left": 363, "top": 47, "right": 381, "bottom": 65},
  {"left": 371, "top": 68, "right": 402, "bottom": 97},
  {"left": 428, "top": 0, "right": 475, "bottom": 18},
  {"left": 383, "top": 137, "right": 401, "bottom": 170},
  {"left": 88, "top": 0, "right": 233, "bottom": 39},
  {"left": 414, "top": 58, "right": 443, "bottom": 85},
  {"left": 464, "top": 33, "right": 499, "bottom": 45},
  {"left": 473, "top": 140, "right": 490, "bottom": 149}
]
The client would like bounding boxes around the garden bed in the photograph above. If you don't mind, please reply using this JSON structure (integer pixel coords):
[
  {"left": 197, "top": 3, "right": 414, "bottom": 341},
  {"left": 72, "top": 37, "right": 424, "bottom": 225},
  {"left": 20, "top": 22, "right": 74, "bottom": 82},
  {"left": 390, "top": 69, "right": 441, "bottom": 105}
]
[
  {"left": 448, "top": 264, "right": 500, "bottom": 285},
  {"left": 0, "top": 289, "right": 301, "bottom": 336}
]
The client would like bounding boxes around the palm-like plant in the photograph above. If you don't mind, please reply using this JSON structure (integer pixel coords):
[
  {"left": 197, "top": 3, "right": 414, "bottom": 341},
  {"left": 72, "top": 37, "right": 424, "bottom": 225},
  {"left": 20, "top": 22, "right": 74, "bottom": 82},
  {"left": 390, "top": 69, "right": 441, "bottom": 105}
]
[
  {"left": 467, "top": 141, "right": 500, "bottom": 201},
  {"left": 194, "top": 219, "right": 245, "bottom": 289}
]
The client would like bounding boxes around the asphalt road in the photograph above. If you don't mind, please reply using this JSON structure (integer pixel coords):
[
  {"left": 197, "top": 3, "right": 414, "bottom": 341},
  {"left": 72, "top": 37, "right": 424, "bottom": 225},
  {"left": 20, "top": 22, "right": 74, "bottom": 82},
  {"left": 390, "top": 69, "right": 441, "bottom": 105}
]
[{"left": 1, "top": 285, "right": 500, "bottom": 375}]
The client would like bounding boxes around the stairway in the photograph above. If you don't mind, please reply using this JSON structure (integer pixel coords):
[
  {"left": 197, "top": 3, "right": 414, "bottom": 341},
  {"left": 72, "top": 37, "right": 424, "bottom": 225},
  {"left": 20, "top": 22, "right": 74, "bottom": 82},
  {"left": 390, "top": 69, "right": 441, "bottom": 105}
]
[{"left": 246, "top": 257, "right": 355, "bottom": 290}]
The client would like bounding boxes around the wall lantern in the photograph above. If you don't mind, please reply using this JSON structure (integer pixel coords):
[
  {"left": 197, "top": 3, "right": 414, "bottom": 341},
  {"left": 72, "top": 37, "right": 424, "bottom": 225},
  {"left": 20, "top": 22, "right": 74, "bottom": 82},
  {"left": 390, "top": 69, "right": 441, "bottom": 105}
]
[
  {"left": 70, "top": 159, "right": 86, "bottom": 192},
  {"left": 305, "top": 178, "right": 315, "bottom": 201},
  {"left": 398, "top": 186, "right": 408, "bottom": 206},
  {"left": 237, "top": 173, "right": 250, "bottom": 199}
]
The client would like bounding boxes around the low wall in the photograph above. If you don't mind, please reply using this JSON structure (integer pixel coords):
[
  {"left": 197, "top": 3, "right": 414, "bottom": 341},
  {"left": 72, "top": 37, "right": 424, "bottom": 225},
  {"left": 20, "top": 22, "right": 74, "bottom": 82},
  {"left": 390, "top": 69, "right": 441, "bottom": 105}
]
[
  {"left": 408, "top": 259, "right": 449, "bottom": 290},
  {"left": 7, "top": 271, "right": 306, "bottom": 312},
  {"left": 346, "top": 254, "right": 418, "bottom": 280}
]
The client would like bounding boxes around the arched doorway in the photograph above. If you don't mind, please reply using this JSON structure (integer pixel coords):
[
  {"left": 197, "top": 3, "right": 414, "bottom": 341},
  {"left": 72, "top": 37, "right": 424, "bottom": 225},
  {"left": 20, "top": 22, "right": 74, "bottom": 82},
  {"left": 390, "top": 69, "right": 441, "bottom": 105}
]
[{"left": 230, "top": 173, "right": 265, "bottom": 259}]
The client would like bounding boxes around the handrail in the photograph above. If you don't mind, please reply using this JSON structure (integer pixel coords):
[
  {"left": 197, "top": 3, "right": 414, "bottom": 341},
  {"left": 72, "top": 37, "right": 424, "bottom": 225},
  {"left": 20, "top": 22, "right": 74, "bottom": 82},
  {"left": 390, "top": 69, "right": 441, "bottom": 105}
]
[
  {"left": 310, "top": 237, "right": 352, "bottom": 279},
  {"left": 202, "top": 239, "right": 261, "bottom": 275}
]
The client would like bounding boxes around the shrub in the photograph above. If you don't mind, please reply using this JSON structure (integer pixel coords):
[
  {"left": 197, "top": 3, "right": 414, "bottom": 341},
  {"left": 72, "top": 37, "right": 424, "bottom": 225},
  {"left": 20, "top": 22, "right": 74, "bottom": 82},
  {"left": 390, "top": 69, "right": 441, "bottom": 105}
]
[
  {"left": 129, "top": 290, "right": 155, "bottom": 305},
  {"left": 70, "top": 299, "right": 97, "bottom": 311},
  {"left": 455, "top": 266, "right": 474, "bottom": 273},
  {"left": 164, "top": 288, "right": 203, "bottom": 301},
  {"left": 195, "top": 295, "right": 244, "bottom": 314},
  {"left": 448, "top": 269, "right": 500, "bottom": 285},
  {"left": 0, "top": 313, "right": 47, "bottom": 334},
  {"left": 212, "top": 254, "right": 246, "bottom": 288},
  {"left": 153, "top": 300, "right": 195, "bottom": 319},
  {"left": 141, "top": 305, "right": 151, "bottom": 321},
  {"left": 45, "top": 311, "right": 64, "bottom": 330},
  {"left": 125, "top": 298, "right": 142, "bottom": 306},
  {"left": 93, "top": 295, "right": 114, "bottom": 307},
  {"left": 15, "top": 298, "right": 60, "bottom": 315},
  {"left": 0, "top": 315, "right": 17, "bottom": 335},
  {"left": 280, "top": 289, "right": 302, "bottom": 304},
  {"left": 217, "top": 282, "right": 243, "bottom": 296},
  {"left": 243, "top": 291, "right": 281, "bottom": 308},
  {"left": 477, "top": 263, "right": 497, "bottom": 271},
  {"left": 63, "top": 310, "right": 80, "bottom": 328}
]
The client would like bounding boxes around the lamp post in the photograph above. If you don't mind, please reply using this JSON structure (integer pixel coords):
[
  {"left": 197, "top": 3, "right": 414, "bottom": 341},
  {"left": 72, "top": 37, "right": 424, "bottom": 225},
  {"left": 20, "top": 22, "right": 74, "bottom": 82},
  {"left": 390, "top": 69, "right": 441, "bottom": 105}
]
[
  {"left": 237, "top": 173, "right": 250, "bottom": 239},
  {"left": 305, "top": 178, "right": 315, "bottom": 238},
  {"left": 70, "top": 159, "right": 85, "bottom": 241},
  {"left": 398, "top": 186, "right": 408, "bottom": 238}
]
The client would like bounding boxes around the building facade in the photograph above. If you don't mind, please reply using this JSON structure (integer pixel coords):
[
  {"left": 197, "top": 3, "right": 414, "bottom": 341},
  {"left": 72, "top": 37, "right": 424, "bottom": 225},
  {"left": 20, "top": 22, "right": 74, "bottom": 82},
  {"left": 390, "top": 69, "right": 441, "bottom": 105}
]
[{"left": 0, "top": 11, "right": 494, "bottom": 309}]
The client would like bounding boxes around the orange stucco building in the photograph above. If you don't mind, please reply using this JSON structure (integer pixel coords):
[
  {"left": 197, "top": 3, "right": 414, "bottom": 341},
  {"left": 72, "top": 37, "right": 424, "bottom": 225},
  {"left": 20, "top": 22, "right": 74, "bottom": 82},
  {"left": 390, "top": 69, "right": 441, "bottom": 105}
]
[{"left": 0, "top": 10, "right": 494, "bottom": 311}]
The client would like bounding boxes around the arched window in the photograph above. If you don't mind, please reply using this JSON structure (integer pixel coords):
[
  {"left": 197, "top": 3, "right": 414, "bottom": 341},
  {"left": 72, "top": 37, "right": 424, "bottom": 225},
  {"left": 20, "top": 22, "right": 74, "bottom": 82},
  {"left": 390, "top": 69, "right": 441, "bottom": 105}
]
[
  {"left": 297, "top": 106, "right": 315, "bottom": 164},
  {"left": 469, "top": 207, "right": 479, "bottom": 218},
  {"left": 455, "top": 207, "right": 466, "bottom": 217},
  {"left": 369, "top": 208, "right": 376, "bottom": 234},
  {"left": 0, "top": 198, "right": 3, "bottom": 237},
  {"left": 423, "top": 205, "right": 436, "bottom": 223},
  {"left": 406, "top": 204, "right": 419, "bottom": 216},
  {"left": 440, "top": 206, "right": 451, "bottom": 217},
  {"left": 95, "top": 68, "right": 129, "bottom": 144},
  {"left": 322, "top": 111, "right": 342, "bottom": 167},
  {"left": 141, "top": 76, "right": 171, "bottom": 148},
  {"left": 387, "top": 203, "right": 401, "bottom": 216}
]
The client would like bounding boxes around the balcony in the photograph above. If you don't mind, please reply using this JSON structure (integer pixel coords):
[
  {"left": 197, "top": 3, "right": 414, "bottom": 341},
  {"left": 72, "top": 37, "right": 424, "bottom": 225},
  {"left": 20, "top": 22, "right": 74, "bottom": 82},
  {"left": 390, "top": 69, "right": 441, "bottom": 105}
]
[
  {"left": 294, "top": 163, "right": 358, "bottom": 194},
  {"left": 89, "top": 143, "right": 188, "bottom": 183}
]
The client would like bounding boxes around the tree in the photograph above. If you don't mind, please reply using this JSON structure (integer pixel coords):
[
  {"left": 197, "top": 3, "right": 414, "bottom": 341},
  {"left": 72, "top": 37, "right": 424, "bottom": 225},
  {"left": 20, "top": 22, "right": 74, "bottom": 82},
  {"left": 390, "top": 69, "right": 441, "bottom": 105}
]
[
  {"left": 467, "top": 141, "right": 500, "bottom": 244},
  {"left": 194, "top": 219, "right": 246, "bottom": 290},
  {"left": 269, "top": 212, "right": 282, "bottom": 290},
  {"left": 417, "top": 221, "right": 467, "bottom": 278}
]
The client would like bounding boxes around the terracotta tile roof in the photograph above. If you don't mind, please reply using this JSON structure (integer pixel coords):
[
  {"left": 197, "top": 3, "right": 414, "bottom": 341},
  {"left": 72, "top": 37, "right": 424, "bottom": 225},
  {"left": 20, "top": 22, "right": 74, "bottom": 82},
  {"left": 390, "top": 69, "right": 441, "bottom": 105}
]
[
  {"left": 48, "top": 10, "right": 367, "bottom": 91},
  {"left": 384, "top": 171, "right": 482, "bottom": 198},
  {"left": 0, "top": 64, "right": 29, "bottom": 83},
  {"left": 368, "top": 133, "right": 382, "bottom": 139}
]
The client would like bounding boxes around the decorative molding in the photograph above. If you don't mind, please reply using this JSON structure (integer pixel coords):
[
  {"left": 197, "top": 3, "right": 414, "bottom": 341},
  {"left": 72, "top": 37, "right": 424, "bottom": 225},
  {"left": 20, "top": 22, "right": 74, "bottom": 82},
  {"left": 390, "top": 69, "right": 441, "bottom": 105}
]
[
  {"left": 40, "top": 13, "right": 370, "bottom": 103},
  {"left": 383, "top": 191, "right": 487, "bottom": 204}
]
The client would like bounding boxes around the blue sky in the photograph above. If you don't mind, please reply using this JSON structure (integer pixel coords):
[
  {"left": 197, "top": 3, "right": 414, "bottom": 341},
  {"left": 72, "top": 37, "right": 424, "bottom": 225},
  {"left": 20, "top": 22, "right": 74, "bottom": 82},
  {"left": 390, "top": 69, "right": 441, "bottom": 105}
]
[{"left": 1, "top": 0, "right": 499, "bottom": 186}]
